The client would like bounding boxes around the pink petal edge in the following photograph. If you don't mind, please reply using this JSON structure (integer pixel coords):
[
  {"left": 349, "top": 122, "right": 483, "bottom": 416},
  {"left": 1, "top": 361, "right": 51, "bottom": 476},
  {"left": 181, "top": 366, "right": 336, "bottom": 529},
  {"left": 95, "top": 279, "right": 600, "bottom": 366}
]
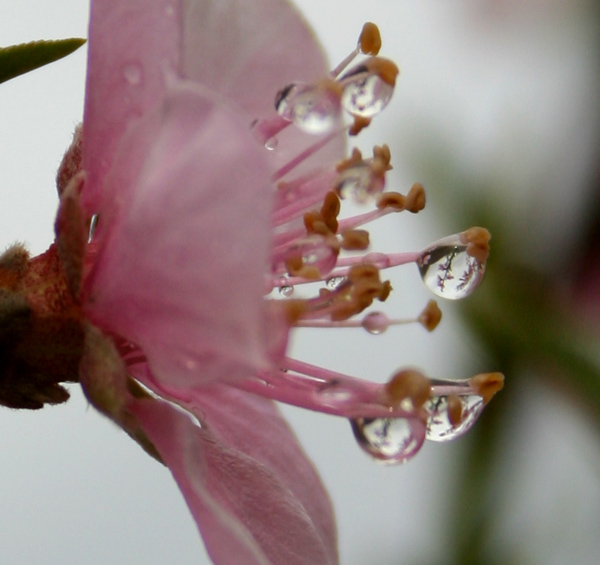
[{"left": 129, "top": 387, "right": 338, "bottom": 565}]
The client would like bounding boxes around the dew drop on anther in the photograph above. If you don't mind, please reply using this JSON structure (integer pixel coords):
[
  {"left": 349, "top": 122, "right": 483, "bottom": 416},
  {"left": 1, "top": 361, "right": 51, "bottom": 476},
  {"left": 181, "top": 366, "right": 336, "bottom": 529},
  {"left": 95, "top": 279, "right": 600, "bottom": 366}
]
[
  {"left": 417, "top": 239, "right": 486, "bottom": 300},
  {"left": 123, "top": 63, "right": 143, "bottom": 86},
  {"left": 350, "top": 417, "right": 425, "bottom": 464},
  {"left": 425, "top": 394, "right": 484, "bottom": 442}
]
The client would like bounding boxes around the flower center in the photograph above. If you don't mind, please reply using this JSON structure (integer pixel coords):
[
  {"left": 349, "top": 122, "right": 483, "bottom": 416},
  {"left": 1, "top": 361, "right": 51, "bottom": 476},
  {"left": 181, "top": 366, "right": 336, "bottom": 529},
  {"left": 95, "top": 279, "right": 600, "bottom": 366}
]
[{"left": 244, "top": 22, "right": 502, "bottom": 464}]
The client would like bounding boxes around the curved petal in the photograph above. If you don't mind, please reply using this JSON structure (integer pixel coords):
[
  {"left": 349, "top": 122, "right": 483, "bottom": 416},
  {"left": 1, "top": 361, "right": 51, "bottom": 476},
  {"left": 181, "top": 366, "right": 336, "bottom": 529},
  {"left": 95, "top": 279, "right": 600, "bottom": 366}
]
[
  {"left": 129, "top": 389, "right": 338, "bottom": 565},
  {"left": 83, "top": 0, "right": 343, "bottom": 212},
  {"left": 84, "top": 84, "right": 273, "bottom": 389},
  {"left": 83, "top": 0, "right": 182, "bottom": 211}
]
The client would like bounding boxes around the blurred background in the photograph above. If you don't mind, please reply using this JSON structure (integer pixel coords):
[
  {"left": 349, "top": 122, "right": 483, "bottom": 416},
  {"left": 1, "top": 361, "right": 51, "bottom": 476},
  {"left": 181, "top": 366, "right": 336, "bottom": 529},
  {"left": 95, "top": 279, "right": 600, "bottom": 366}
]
[{"left": 1, "top": 1, "right": 599, "bottom": 563}]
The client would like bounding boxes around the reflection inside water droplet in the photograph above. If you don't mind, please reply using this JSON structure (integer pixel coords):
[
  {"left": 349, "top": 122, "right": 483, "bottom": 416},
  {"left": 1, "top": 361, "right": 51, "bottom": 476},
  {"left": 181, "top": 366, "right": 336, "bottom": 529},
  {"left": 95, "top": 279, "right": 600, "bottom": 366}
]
[
  {"left": 350, "top": 416, "right": 425, "bottom": 464},
  {"left": 424, "top": 394, "right": 484, "bottom": 442},
  {"left": 417, "top": 242, "right": 485, "bottom": 300},
  {"left": 326, "top": 276, "right": 346, "bottom": 290},
  {"left": 341, "top": 73, "right": 394, "bottom": 118}
]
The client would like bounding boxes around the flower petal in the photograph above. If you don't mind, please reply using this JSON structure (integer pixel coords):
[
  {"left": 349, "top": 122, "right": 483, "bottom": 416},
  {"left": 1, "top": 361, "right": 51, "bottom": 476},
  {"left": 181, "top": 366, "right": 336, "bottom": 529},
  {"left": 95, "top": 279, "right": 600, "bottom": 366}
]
[
  {"left": 83, "top": 0, "right": 182, "bottom": 211},
  {"left": 84, "top": 84, "right": 274, "bottom": 389},
  {"left": 83, "top": 0, "right": 343, "bottom": 212},
  {"left": 129, "top": 387, "right": 338, "bottom": 565}
]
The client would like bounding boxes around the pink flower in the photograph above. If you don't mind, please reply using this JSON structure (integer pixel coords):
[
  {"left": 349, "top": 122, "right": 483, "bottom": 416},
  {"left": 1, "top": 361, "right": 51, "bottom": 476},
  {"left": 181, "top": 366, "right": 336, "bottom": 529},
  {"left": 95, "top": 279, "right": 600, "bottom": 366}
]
[{"left": 1, "top": 0, "right": 504, "bottom": 563}]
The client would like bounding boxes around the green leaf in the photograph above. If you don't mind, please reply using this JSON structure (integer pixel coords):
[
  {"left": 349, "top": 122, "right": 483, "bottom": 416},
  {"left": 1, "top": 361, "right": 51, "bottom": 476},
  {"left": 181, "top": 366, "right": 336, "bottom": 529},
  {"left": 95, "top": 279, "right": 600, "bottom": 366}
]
[{"left": 0, "top": 38, "right": 86, "bottom": 84}]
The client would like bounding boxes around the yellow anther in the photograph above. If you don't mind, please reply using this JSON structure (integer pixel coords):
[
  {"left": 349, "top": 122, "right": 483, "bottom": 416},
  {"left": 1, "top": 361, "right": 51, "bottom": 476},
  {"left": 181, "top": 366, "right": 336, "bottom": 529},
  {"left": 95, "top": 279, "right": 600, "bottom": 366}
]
[
  {"left": 385, "top": 369, "right": 431, "bottom": 410},
  {"left": 378, "top": 280, "right": 392, "bottom": 301},
  {"left": 418, "top": 300, "right": 442, "bottom": 332},
  {"left": 359, "top": 22, "right": 382, "bottom": 56},
  {"left": 365, "top": 57, "right": 399, "bottom": 86},
  {"left": 320, "top": 191, "right": 341, "bottom": 233},
  {"left": 372, "top": 144, "right": 392, "bottom": 171},
  {"left": 340, "top": 229, "right": 370, "bottom": 251},
  {"left": 405, "top": 182, "right": 426, "bottom": 213},
  {"left": 460, "top": 227, "right": 491, "bottom": 264},
  {"left": 377, "top": 192, "right": 405, "bottom": 210},
  {"left": 470, "top": 372, "right": 504, "bottom": 405},
  {"left": 447, "top": 394, "right": 464, "bottom": 426},
  {"left": 349, "top": 116, "right": 372, "bottom": 136}
]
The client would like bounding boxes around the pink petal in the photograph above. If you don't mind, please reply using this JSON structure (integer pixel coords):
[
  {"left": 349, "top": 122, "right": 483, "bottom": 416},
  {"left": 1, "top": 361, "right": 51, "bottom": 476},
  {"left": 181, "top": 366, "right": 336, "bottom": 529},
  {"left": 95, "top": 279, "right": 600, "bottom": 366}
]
[
  {"left": 83, "top": 0, "right": 343, "bottom": 213},
  {"left": 129, "top": 388, "right": 338, "bottom": 565},
  {"left": 84, "top": 85, "right": 273, "bottom": 389},
  {"left": 83, "top": 0, "right": 182, "bottom": 212}
]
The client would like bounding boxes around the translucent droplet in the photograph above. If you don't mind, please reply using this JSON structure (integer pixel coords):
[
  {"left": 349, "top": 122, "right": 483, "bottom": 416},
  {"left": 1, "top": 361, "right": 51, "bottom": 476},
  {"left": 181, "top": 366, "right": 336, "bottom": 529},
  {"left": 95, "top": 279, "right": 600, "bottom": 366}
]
[
  {"left": 123, "top": 63, "right": 143, "bottom": 86},
  {"left": 340, "top": 73, "right": 394, "bottom": 118},
  {"left": 265, "top": 136, "right": 278, "bottom": 150},
  {"left": 361, "top": 311, "right": 389, "bottom": 334},
  {"left": 88, "top": 214, "right": 99, "bottom": 242},
  {"left": 336, "top": 164, "right": 384, "bottom": 203},
  {"left": 424, "top": 394, "right": 484, "bottom": 442},
  {"left": 350, "top": 417, "right": 425, "bottom": 465},
  {"left": 279, "top": 285, "right": 294, "bottom": 297},
  {"left": 286, "top": 237, "right": 338, "bottom": 276},
  {"left": 417, "top": 239, "right": 486, "bottom": 300},
  {"left": 326, "top": 276, "right": 346, "bottom": 289},
  {"left": 274, "top": 83, "right": 299, "bottom": 121},
  {"left": 276, "top": 82, "right": 340, "bottom": 134}
]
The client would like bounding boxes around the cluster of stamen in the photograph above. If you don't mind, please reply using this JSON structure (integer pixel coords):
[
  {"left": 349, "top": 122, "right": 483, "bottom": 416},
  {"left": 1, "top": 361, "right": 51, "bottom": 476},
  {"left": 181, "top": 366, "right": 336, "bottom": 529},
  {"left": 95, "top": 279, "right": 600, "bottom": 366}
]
[{"left": 248, "top": 23, "right": 503, "bottom": 463}]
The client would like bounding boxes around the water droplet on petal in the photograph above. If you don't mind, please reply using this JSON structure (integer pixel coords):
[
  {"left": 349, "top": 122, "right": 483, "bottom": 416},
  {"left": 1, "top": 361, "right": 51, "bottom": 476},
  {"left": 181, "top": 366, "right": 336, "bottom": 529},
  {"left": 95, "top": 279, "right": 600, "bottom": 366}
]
[
  {"left": 265, "top": 136, "right": 278, "bottom": 150},
  {"left": 350, "top": 416, "right": 426, "bottom": 465},
  {"left": 279, "top": 285, "right": 294, "bottom": 297},
  {"left": 361, "top": 311, "right": 389, "bottom": 334},
  {"left": 275, "top": 83, "right": 299, "bottom": 120},
  {"left": 424, "top": 394, "right": 484, "bottom": 442},
  {"left": 417, "top": 237, "right": 486, "bottom": 300},
  {"left": 123, "top": 63, "right": 143, "bottom": 86},
  {"left": 341, "top": 73, "right": 394, "bottom": 118}
]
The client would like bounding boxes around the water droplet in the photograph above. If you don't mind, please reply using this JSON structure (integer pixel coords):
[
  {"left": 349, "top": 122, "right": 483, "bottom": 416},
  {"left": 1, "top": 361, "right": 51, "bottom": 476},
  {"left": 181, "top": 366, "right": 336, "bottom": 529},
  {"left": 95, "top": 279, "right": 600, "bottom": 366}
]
[
  {"left": 279, "top": 285, "right": 294, "bottom": 297},
  {"left": 417, "top": 238, "right": 486, "bottom": 300},
  {"left": 336, "top": 164, "right": 384, "bottom": 203},
  {"left": 424, "top": 394, "right": 484, "bottom": 442},
  {"left": 88, "top": 214, "right": 99, "bottom": 242},
  {"left": 276, "top": 83, "right": 340, "bottom": 134},
  {"left": 350, "top": 417, "right": 426, "bottom": 465},
  {"left": 341, "top": 73, "right": 394, "bottom": 118},
  {"left": 123, "top": 63, "right": 143, "bottom": 86},
  {"left": 275, "top": 83, "right": 299, "bottom": 120},
  {"left": 265, "top": 137, "right": 278, "bottom": 150},
  {"left": 326, "top": 276, "right": 346, "bottom": 289},
  {"left": 361, "top": 311, "right": 389, "bottom": 334}
]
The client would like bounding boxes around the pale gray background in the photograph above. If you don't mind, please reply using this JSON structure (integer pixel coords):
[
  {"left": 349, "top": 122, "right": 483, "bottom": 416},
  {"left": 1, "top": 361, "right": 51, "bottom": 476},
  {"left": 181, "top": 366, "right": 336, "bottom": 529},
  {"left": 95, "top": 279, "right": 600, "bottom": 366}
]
[{"left": 1, "top": 1, "right": 599, "bottom": 564}]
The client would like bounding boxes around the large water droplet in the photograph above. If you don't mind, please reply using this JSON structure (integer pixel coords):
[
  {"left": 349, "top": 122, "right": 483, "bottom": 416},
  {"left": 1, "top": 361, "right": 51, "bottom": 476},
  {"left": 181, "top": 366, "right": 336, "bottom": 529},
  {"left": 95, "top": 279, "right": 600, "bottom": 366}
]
[
  {"left": 350, "top": 417, "right": 425, "bottom": 464},
  {"left": 123, "top": 63, "right": 143, "bottom": 86},
  {"left": 424, "top": 394, "right": 484, "bottom": 442},
  {"left": 275, "top": 83, "right": 299, "bottom": 121},
  {"left": 340, "top": 73, "right": 394, "bottom": 118},
  {"left": 417, "top": 238, "right": 486, "bottom": 300}
]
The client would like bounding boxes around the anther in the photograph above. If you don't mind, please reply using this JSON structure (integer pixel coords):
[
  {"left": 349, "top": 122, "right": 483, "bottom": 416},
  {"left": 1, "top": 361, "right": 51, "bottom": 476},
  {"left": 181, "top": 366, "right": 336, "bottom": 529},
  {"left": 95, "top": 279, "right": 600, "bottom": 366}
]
[
  {"left": 418, "top": 300, "right": 442, "bottom": 332},
  {"left": 469, "top": 372, "right": 504, "bottom": 404},
  {"left": 404, "top": 183, "right": 426, "bottom": 213},
  {"left": 340, "top": 229, "right": 370, "bottom": 250},
  {"left": 385, "top": 369, "right": 431, "bottom": 410},
  {"left": 359, "top": 22, "right": 382, "bottom": 56},
  {"left": 460, "top": 227, "right": 491, "bottom": 264}
]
